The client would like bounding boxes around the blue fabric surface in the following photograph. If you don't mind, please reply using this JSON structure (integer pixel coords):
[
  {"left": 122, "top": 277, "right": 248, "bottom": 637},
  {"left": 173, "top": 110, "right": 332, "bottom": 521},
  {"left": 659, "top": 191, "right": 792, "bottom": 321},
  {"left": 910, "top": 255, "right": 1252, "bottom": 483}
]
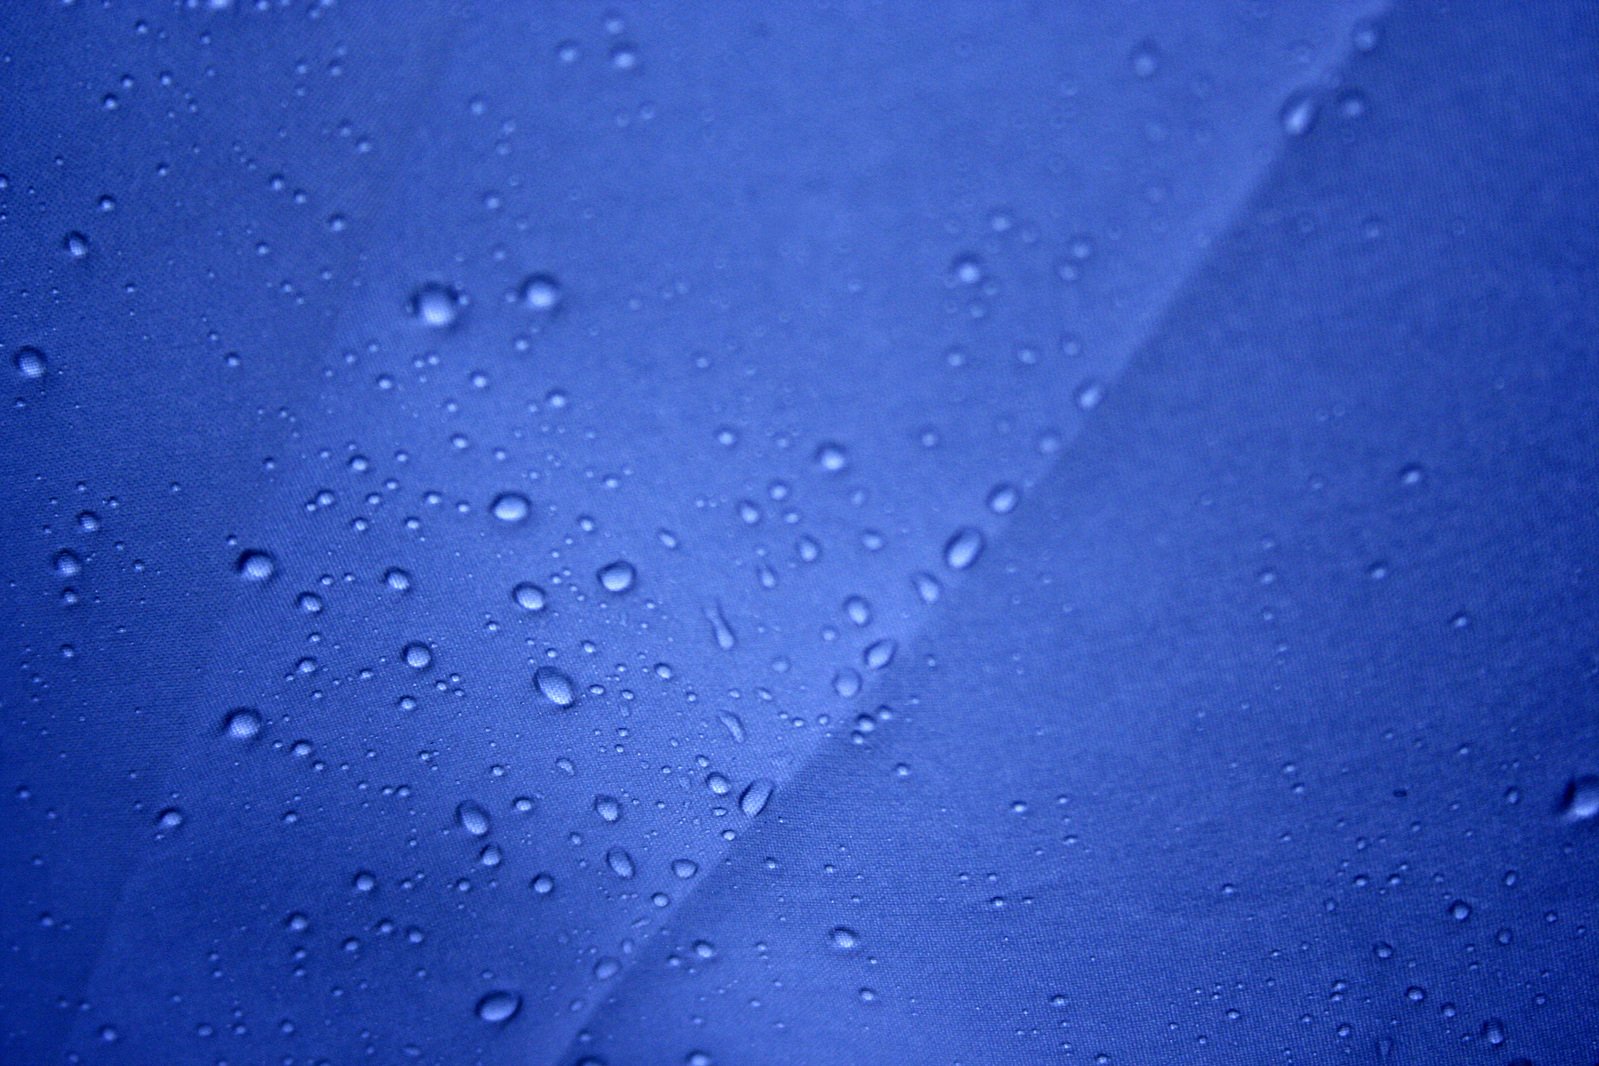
[{"left": 2, "top": 2, "right": 1597, "bottom": 1063}]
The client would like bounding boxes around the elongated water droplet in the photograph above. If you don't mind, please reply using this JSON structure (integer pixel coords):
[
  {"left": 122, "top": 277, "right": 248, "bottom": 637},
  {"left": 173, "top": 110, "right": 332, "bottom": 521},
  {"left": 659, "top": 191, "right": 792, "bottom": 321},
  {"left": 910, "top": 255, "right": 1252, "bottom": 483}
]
[
  {"left": 943, "top": 528, "right": 985, "bottom": 571},
  {"left": 740, "top": 778, "right": 774, "bottom": 817},
  {"left": 705, "top": 602, "right": 737, "bottom": 650}
]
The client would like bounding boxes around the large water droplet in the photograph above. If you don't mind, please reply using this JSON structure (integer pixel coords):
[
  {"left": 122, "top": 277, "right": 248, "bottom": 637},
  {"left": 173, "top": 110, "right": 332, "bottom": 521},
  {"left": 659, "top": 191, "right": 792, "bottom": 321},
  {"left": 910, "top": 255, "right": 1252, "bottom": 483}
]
[
  {"left": 534, "top": 666, "right": 577, "bottom": 708},
  {"left": 943, "top": 528, "right": 985, "bottom": 571},
  {"left": 597, "top": 560, "right": 636, "bottom": 594},
  {"left": 402, "top": 642, "right": 433, "bottom": 670}
]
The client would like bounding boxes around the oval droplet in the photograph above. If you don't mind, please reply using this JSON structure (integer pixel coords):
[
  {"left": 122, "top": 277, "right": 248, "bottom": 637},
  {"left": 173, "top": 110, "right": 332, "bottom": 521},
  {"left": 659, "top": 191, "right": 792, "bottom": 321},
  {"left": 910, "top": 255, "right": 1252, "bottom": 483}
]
[
  {"left": 534, "top": 665, "right": 577, "bottom": 709},
  {"left": 943, "top": 528, "right": 985, "bottom": 571}
]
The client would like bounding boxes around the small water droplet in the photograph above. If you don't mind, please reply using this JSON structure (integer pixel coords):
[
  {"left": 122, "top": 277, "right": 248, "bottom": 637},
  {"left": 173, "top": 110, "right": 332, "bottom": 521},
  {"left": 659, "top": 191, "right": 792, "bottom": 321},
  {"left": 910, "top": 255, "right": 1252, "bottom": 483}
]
[
  {"left": 814, "top": 441, "right": 850, "bottom": 473},
  {"left": 520, "top": 273, "right": 563, "bottom": 313},
  {"left": 1280, "top": 90, "right": 1320, "bottom": 137},
  {"left": 943, "top": 527, "right": 985, "bottom": 571},
  {"left": 829, "top": 926, "right": 859, "bottom": 952},
  {"left": 410, "top": 282, "right": 463, "bottom": 329},
  {"left": 986, "top": 483, "right": 1020, "bottom": 515},
  {"left": 593, "top": 794, "right": 622, "bottom": 823},
  {"left": 605, "top": 846, "right": 636, "bottom": 878},
  {"left": 705, "top": 602, "right": 737, "bottom": 650}
]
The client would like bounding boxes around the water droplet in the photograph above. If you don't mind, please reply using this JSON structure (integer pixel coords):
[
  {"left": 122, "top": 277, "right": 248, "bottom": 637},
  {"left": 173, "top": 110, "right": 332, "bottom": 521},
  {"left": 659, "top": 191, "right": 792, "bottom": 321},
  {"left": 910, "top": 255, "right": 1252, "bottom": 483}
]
[
  {"left": 1280, "top": 90, "right": 1320, "bottom": 137},
  {"left": 534, "top": 665, "right": 577, "bottom": 709},
  {"left": 222, "top": 708, "right": 262, "bottom": 741},
  {"left": 1074, "top": 379, "right": 1105, "bottom": 411},
  {"left": 384, "top": 568, "right": 413, "bottom": 592},
  {"left": 52, "top": 549, "right": 82, "bottom": 578},
  {"left": 739, "top": 778, "right": 774, "bottom": 817},
  {"left": 814, "top": 441, "right": 850, "bottom": 473},
  {"left": 605, "top": 846, "right": 635, "bottom": 878},
  {"left": 455, "top": 801, "right": 491, "bottom": 837},
  {"left": 520, "top": 273, "right": 563, "bottom": 313},
  {"left": 63, "top": 232, "right": 89, "bottom": 259},
  {"left": 597, "top": 560, "right": 636, "bottom": 593},
  {"left": 1130, "top": 39, "right": 1161, "bottom": 78},
  {"left": 402, "top": 642, "right": 433, "bottom": 670},
  {"left": 410, "top": 282, "right": 463, "bottom": 329},
  {"left": 490, "top": 492, "right": 531, "bottom": 524},
  {"left": 235, "top": 550, "right": 276, "bottom": 582},
  {"left": 943, "top": 527, "right": 985, "bottom": 571},
  {"left": 986, "top": 483, "right": 1020, "bottom": 515},
  {"left": 1448, "top": 899, "right": 1472, "bottom": 922},
  {"left": 156, "top": 807, "right": 184, "bottom": 830},
  {"left": 705, "top": 602, "right": 737, "bottom": 650},
  {"left": 950, "top": 253, "right": 985, "bottom": 285},
  {"left": 475, "top": 990, "right": 521, "bottom": 1024},
  {"left": 593, "top": 794, "right": 622, "bottom": 823},
  {"left": 530, "top": 872, "right": 555, "bottom": 895},
  {"left": 1559, "top": 775, "right": 1599, "bottom": 821},
  {"left": 12, "top": 346, "right": 46, "bottom": 380},
  {"left": 512, "top": 582, "right": 547, "bottom": 611},
  {"left": 672, "top": 858, "right": 699, "bottom": 879},
  {"left": 829, "top": 926, "right": 859, "bottom": 952},
  {"left": 912, "top": 571, "right": 942, "bottom": 603},
  {"left": 863, "top": 639, "right": 896, "bottom": 670}
]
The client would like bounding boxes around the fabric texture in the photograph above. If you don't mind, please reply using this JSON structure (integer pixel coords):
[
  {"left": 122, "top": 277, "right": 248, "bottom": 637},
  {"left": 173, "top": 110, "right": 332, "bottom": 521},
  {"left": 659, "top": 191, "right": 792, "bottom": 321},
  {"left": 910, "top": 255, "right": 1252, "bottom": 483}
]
[{"left": 2, "top": 2, "right": 1596, "bottom": 1063}]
